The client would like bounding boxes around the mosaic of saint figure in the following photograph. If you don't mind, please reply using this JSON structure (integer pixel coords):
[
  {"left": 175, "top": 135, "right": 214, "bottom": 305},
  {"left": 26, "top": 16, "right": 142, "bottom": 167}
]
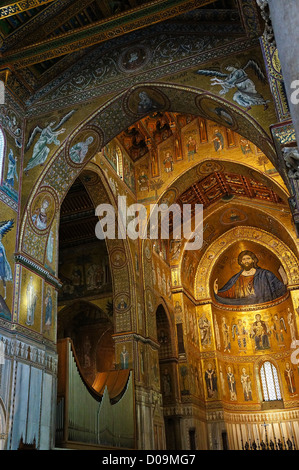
[
  {"left": 284, "top": 362, "right": 296, "bottom": 394},
  {"left": 137, "top": 91, "right": 160, "bottom": 114},
  {"left": 46, "top": 230, "right": 54, "bottom": 264},
  {"left": 162, "top": 368, "right": 172, "bottom": 397},
  {"left": 221, "top": 316, "right": 231, "bottom": 353},
  {"left": 205, "top": 363, "right": 218, "bottom": 398},
  {"left": 26, "top": 276, "right": 37, "bottom": 326},
  {"left": 163, "top": 151, "right": 174, "bottom": 172},
  {"left": 120, "top": 345, "right": 129, "bottom": 369},
  {"left": 69, "top": 136, "right": 94, "bottom": 164},
  {"left": 287, "top": 308, "right": 298, "bottom": 346},
  {"left": 32, "top": 196, "right": 51, "bottom": 230},
  {"left": 44, "top": 287, "right": 53, "bottom": 331},
  {"left": 0, "top": 219, "right": 14, "bottom": 320},
  {"left": 271, "top": 313, "right": 287, "bottom": 347},
  {"left": 240, "top": 368, "right": 252, "bottom": 401},
  {"left": 186, "top": 135, "right": 197, "bottom": 161},
  {"left": 250, "top": 314, "right": 271, "bottom": 351},
  {"left": 198, "top": 313, "right": 212, "bottom": 347},
  {"left": 6, "top": 149, "right": 18, "bottom": 187},
  {"left": 214, "top": 250, "right": 286, "bottom": 305},
  {"left": 138, "top": 170, "right": 149, "bottom": 192},
  {"left": 227, "top": 366, "right": 237, "bottom": 401},
  {"left": 232, "top": 319, "right": 248, "bottom": 352},
  {"left": 117, "top": 296, "right": 128, "bottom": 310},
  {"left": 212, "top": 129, "right": 224, "bottom": 152}
]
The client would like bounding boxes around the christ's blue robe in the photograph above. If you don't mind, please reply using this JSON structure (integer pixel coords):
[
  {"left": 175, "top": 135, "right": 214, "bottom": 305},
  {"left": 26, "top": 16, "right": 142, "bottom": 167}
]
[{"left": 214, "top": 267, "right": 287, "bottom": 305}]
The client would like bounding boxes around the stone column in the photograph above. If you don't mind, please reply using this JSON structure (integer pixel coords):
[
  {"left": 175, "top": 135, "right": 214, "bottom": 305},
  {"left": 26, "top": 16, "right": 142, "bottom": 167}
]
[{"left": 268, "top": 0, "right": 299, "bottom": 142}]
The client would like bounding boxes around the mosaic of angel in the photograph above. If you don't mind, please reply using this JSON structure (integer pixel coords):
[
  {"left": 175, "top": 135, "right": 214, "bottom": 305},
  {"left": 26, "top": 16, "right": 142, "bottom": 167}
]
[
  {"left": 6, "top": 149, "right": 18, "bottom": 188},
  {"left": 196, "top": 60, "right": 269, "bottom": 110},
  {"left": 24, "top": 110, "right": 75, "bottom": 173}
]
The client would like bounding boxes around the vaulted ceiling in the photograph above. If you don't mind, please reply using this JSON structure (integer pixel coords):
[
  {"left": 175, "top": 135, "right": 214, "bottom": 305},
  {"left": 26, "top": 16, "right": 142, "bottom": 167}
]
[
  {"left": 169, "top": 167, "right": 288, "bottom": 237},
  {"left": 178, "top": 171, "right": 284, "bottom": 208}
]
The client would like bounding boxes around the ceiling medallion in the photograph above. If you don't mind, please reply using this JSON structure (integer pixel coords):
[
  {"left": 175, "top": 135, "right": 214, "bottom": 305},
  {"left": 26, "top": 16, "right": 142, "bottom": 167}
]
[{"left": 118, "top": 45, "right": 151, "bottom": 73}]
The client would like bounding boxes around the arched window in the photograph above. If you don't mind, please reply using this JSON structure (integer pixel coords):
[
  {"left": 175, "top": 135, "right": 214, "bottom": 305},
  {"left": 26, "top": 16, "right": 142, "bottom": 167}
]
[
  {"left": 260, "top": 361, "right": 282, "bottom": 401},
  {"left": 116, "top": 146, "right": 123, "bottom": 179}
]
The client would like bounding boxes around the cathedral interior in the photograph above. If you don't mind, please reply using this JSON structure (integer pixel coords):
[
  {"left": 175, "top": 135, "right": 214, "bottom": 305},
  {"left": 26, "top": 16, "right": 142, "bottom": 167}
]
[{"left": 0, "top": 0, "right": 299, "bottom": 452}]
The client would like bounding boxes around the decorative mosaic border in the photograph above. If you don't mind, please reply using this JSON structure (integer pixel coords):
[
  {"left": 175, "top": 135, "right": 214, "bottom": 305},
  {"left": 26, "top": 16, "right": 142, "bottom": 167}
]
[
  {"left": 25, "top": 36, "right": 261, "bottom": 114},
  {"left": 0, "top": 0, "right": 55, "bottom": 19}
]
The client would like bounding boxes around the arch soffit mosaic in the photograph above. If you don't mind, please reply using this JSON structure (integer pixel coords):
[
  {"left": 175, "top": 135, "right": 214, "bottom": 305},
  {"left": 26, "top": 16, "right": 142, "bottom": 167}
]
[
  {"left": 121, "top": 84, "right": 277, "bottom": 164},
  {"left": 21, "top": 160, "right": 136, "bottom": 334},
  {"left": 80, "top": 163, "right": 137, "bottom": 300},
  {"left": 69, "top": 165, "right": 137, "bottom": 333},
  {"left": 19, "top": 84, "right": 284, "bottom": 274},
  {"left": 21, "top": 82, "right": 279, "bottom": 230}
]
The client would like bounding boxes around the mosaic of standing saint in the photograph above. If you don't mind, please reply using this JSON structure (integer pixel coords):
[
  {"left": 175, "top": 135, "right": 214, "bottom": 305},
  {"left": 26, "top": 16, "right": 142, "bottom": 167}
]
[{"left": 0, "top": 219, "right": 14, "bottom": 320}]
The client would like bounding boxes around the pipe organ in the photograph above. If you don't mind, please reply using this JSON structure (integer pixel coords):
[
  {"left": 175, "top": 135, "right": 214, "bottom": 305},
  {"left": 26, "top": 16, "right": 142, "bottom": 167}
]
[{"left": 56, "top": 338, "right": 135, "bottom": 449}]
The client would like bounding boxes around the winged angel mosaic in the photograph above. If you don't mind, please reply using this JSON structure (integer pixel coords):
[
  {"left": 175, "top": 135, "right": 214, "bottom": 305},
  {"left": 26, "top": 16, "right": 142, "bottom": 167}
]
[
  {"left": 24, "top": 110, "right": 75, "bottom": 173},
  {"left": 195, "top": 60, "right": 270, "bottom": 111},
  {"left": 0, "top": 219, "right": 14, "bottom": 302}
]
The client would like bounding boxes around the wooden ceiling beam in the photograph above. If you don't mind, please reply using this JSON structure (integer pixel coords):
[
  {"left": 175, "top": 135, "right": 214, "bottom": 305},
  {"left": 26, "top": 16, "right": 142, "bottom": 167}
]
[
  {"left": 94, "top": 0, "right": 113, "bottom": 17},
  {"left": 19, "top": 0, "right": 96, "bottom": 45},
  {"left": 0, "top": 0, "right": 217, "bottom": 69}
]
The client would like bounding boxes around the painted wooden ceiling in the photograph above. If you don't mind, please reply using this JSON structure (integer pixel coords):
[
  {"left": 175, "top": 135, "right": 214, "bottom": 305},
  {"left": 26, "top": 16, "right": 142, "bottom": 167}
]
[
  {"left": 59, "top": 176, "right": 98, "bottom": 247},
  {"left": 0, "top": 0, "right": 249, "bottom": 93},
  {"left": 178, "top": 171, "right": 284, "bottom": 207},
  {"left": 117, "top": 112, "right": 197, "bottom": 162}
]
